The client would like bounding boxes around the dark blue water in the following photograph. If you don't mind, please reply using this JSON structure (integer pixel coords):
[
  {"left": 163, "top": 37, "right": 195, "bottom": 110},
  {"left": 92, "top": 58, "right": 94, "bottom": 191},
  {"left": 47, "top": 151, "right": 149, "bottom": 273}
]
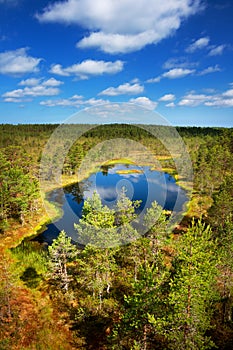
[{"left": 35, "top": 164, "right": 188, "bottom": 244}]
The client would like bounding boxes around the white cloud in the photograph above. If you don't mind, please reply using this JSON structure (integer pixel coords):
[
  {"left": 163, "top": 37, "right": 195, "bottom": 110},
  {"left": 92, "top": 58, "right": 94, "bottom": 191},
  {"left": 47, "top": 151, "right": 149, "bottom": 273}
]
[
  {"left": 222, "top": 89, "right": 233, "bottom": 97},
  {"left": 40, "top": 95, "right": 158, "bottom": 112},
  {"left": 186, "top": 37, "right": 226, "bottom": 57},
  {"left": 43, "top": 77, "right": 64, "bottom": 86},
  {"left": 49, "top": 89, "right": 232, "bottom": 111},
  {"left": 162, "top": 68, "right": 195, "bottom": 79},
  {"left": 163, "top": 57, "right": 198, "bottom": 69},
  {"left": 40, "top": 96, "right": 108, "bottom": 108},
  {"left": 19, "top": 78, "right": 41, "bottom": 86},
  {"left": 204, "top": 99, "right": 233, "bottom": 107},
  {"left": 0, "top": 48, "right": 42, "bottom": 75},
  {"left": 129, "top": 97, "right": 157, "bottom": 110},
  {"left": 99, "top": 83, "right": 144, "bottom": 96},
  {"left": 208, "top": 44, "right": 226, "bottom": 56},
  {"left": 3, "top": 97, "right": 26, "bottom": 103},
  {"left": 159, "top": 94, "right": 175, "bottom": 102},
  {"left": 50, "top": 59, "right": 124, "bottom": 78},
  {"left": 166, "top": 102, "right": 176, "bottom": 108},
  {"left": 130, "top": 78, "right": 140, "bottom": 84},
  {"left": 2, "top": 77, "right": 64, "bottom": 102},
  {"left": 198, "top": 65, "right": 221, "bottom": 76},
  {"left": 178, "top": 93, "right": 208, "bottom": 107},
  {"left": 178, "top": 89, "right": 233, "bottom": 108},
  {"left": 146, "top": 76, "right": 161, "bottom": 83},
  {"left": 2, "top": 83, "right": 60, "bottom": 102},
  {"left": 147, "top": 67, "right": 195, "bottom": 83},
  {"left": 49, "top": 64, "right": 69, "bottom": 77},
  {"left": 77, "top": 31, "right": 164, "bottom": 54},
  {"left": 37, "top": 0, "right": 202, "bottom": 54},
  {"left": 186, "top": 37, "right": 210, "bottom": 53},
  {"left": 18, "top": 77, "right": 63, "bottom": 87}
]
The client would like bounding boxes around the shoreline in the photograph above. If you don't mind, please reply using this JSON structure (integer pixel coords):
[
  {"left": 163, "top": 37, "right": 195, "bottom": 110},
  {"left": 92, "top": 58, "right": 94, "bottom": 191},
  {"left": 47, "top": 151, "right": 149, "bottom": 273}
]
[{"left": 2, "top": 158, "right": 194, "bottom": 251}]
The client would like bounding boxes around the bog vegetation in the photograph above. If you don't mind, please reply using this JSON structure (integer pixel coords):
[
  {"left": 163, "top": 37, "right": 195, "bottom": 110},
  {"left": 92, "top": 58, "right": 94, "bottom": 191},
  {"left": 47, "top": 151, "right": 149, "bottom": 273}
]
[{"left": 0, "top": 123, "right": 233, "bottom": 349}]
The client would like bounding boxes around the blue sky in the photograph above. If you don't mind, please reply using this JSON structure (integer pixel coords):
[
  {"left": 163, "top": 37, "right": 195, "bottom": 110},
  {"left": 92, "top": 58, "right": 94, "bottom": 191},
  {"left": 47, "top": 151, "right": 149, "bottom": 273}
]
[{"left": 0, "top": 0, "right": 232, "bottom": 126}]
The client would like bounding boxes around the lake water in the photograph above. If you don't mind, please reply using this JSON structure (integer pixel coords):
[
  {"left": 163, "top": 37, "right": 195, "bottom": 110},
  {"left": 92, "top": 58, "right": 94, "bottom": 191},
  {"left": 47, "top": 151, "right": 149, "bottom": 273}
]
[{"left": 35, "top": 164, "right": 188, "bottom": 244}]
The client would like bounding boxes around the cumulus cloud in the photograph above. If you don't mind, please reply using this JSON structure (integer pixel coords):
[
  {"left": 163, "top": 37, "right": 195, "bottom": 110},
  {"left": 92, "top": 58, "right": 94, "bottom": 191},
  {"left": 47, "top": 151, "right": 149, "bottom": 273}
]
[
  {"left": 163, "top": 57, "right": 198, "bottom": 69},
  {"left": 43, "top": 77, "right": 64, "bottom": 86},
  {"left": 37, "top": 0, "right": 202, "bottom": 54},
  {"left": 178, "top": 89, "right": 233, "bottom": 108},
  {"left": 50, "top": 59, "right": 124, "bottom": 78},
  {"left": 162, "top": 68, "right": 195, "bottom": 79},
  {"left": 0, "top": 48, "right": 42, "bottom": 75},
  {"left": 2, "top": 78, "right": 62, "bottom": 102},
  {"left": 18, "top": 78, "right": 41, "bottom": 86},
  {"left": 198, "top": 65, "right": 221, "bottom": 76},
  {"left": 186, "top": 36, "right": 210, "bottom": 53},
  {"left": 159, "top": 94, "right": 176, "bottom": 102},
  {"left": 222, "top": 89, "right": 233, "bottom": 98},
  {"left": 77, "top": 31, "right": 164, "bottom": 54},
  {"left": 148, "top": 64, "right": 220, "bottom": 83},
  {"left": 146, "top": 76, "right": 161, "bottom": 83},
  {"left": 205, "top": 98, "right": 233, "bottom": 107},
  {"left": 129, "top": 97, "right": 157, "bottom": 110},
  {"left": 40, "top": 95, "right": 157, "bottom": 111},
  {"left": 208, "top": 44, "right": 226, "bottom": 56},
  {"left": 40, "top": 96, "right": 108, "bottom": 108},
  {"left": 166, "top": 102, "right": 176, "bottom": 108},
  {"left": 186, "top": 37, "right": 227, "bottom": 57},
  {"left": 178, "top": 93, "right": 208, "bottom": 106},
  {"left": 99, "top": 83, "right": 144, "bottom": 96},
  {"left": 18, "top": 77, "right": 63, "bottom": 87},
  {"left": 147, "top": 67, "right": 195, "bottom": 83},
  {"left": 3, "top": 86, "right": 60, "bottom": 99}
]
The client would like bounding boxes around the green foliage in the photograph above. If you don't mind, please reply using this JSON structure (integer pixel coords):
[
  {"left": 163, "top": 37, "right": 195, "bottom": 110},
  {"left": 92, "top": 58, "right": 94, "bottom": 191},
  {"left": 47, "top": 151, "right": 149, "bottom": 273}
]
[
  {"left": 0, "top": 149, "right": 39, "bottom": 227},
  {"left": 48, "top": 230, "right": 77, "bottom": 292},
  {"left": 0, "top": 124, "right": 233, "bottom": 349},
  {"left": 119, "top": 257, "right": 170, "bottom": 349},
  {"left": 115, "top": 186, "right": 141, "bottom": 226},
  {"left": 75, "top": 188, "right": 141, "bottom": 247},
  {"left": 11, "top": 241, "right": 48, "bottom": 288},
  {"left": 208, "top": 174, "right": 233, "bottom": 232},
  {"left": 75, "top": 191, "right": 117, "bottom": 247},
  {"left": 164, "top": 220, "right": 218, "bottom": 349}
]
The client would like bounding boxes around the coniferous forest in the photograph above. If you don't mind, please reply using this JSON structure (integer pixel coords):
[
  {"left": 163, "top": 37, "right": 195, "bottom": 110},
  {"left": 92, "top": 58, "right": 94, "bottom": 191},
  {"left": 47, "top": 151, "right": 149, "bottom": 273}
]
[{"left": 0, "top": 123, "right": 233, "bottom": 350}]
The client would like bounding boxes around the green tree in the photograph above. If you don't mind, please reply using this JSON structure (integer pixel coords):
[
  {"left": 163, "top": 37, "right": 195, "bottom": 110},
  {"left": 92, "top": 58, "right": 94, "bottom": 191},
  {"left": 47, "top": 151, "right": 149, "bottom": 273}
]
[
  {"left": 144, "top": 200, "right": 169, "bottom": 254},
  {"left": 74, "top": 192, "right": 118, "bottom": 309},
  {"left": 0, "top": 150, "right": 39, "bottom": 227},
  {"left": 113, "top": 246, "right": 169, "bottom": 350},
  {"left": 208, "top": 174, "right": 233, "bottom": 233},
  {"left": 48, "top": 230, "right": 77, "bottom": 292},
  {"left": 163, "top": 220, "right": 218, "bottom": 349},
  {"left": 216, "top": 215, "right": 233, "bottom": 324},
  {"left": 115, "top": 187, "right": 141, "bottom": 227}
]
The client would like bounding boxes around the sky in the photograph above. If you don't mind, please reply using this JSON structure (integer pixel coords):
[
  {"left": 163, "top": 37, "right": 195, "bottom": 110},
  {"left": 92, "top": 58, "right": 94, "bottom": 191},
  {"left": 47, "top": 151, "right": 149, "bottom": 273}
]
[{"left": 0, "top": 0, "right": 232, "bottom": 126}]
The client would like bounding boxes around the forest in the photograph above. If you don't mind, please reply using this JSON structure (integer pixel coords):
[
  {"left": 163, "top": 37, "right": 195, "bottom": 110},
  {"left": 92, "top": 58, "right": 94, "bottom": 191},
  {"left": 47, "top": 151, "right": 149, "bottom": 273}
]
[{"left": 0, "top": 123, "right": 233, "bottom": 350}]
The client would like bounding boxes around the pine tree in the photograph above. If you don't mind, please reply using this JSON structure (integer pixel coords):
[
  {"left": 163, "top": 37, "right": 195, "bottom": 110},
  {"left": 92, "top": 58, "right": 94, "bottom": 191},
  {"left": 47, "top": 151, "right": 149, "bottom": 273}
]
[
  {"left": 116, "top": 247, "right": 170, "bottom": 350},
  {"left": 48, "top": 230, "right": 77, "bottom": 292},
  {"left": 164, "top": 220, "right": 218, "bottom": 349}
]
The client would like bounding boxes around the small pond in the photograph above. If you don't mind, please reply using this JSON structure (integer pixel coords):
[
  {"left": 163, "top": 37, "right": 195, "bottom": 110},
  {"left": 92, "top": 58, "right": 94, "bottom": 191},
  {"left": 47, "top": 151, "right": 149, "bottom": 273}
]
[{"left": 34, "top": 164, "right": 188, "bottom": 244}]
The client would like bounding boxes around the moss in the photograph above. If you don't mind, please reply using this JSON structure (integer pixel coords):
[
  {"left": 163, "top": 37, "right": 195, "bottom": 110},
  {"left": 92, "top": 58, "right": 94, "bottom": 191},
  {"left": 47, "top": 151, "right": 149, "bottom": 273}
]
[
  {"left": 116, "top": 169, "right": 143, "bottom": 175},
  {"left": 103, "top": 158, "right": 135, "bottom": 166}
]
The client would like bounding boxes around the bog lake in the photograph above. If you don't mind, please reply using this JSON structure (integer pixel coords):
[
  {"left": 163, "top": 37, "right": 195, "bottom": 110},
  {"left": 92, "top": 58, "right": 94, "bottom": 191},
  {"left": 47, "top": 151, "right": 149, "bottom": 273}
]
[{"left": 34, "top": 163, "right": 188, "bottom": 244}]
